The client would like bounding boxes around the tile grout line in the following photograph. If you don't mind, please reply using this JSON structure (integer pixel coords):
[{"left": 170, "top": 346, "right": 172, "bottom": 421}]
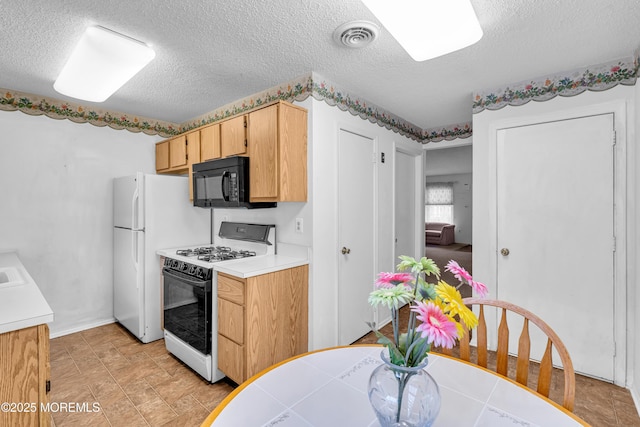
[{"left": 81, "top": 331, "right": 154, "bottom": 426}]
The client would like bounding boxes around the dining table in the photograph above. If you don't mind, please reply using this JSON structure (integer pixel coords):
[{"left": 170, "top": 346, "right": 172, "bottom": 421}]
[{"left": 201, "top": 345, "right": 590, "bottom": 427}]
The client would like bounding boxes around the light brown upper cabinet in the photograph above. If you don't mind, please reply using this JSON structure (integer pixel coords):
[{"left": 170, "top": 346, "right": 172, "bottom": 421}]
[
  {"left": 220, "top": 115, "right": 247, "bottom": 157},
  {"left": 156, "top": 100, "right": 307, "bottom": 203},
  {"left": 200, "top": 124, "right": 221, "bottom": 162},
  {"left": 248, "top": 102, "right": 307, "bottom": 202},
  {"left": 155, "top": 134, "right": 189, "bottom": 173},
  {"left": 186, "top": 130, "right": 201, "bottom": 200},
  {"left": 169, "top": 135, "right": 188, "bottom": 169},
  {"left": 155, "top": 140, "right": 170, "bottom": 171}
]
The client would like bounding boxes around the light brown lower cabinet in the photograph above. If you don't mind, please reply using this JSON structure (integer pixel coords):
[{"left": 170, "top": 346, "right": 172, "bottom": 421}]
[
  {"left": 0, "top": 324, "right": 50, "bottom": 426},
  {"left": 217, "top": 265, "right": 308, "bottom": 384}
]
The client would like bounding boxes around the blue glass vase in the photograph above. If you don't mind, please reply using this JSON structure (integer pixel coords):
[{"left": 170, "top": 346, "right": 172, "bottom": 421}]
[{"left": 368, "top": 351, "right": 441, "bottom": 427}]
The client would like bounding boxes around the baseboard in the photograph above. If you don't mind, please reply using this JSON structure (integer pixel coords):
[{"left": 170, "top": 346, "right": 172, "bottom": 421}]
[
  {"left": 49, "top": 317, "right": 116, "bottom": 339},
  {"left": 631, "top": 385, "right": 640, "bottom": 417}
]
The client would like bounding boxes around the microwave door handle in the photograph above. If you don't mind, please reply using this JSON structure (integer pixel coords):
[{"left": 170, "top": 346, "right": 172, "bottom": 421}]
[{"left": 221, "top": 170, "right": 230, "bottom": 201}]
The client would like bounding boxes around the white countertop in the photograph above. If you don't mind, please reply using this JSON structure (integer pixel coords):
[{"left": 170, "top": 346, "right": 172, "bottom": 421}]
[
  {"left": 204, "top": 346, "right": 588, "bottom": 427},
  {"left": 0, "top": 251, "right": 54, "bottom": 334},
  {"left": 213, "top": 254, "right": 308, "bottom": 278},
  {"left": 157, "top": 242, "right": 309, "bottom": 278}
]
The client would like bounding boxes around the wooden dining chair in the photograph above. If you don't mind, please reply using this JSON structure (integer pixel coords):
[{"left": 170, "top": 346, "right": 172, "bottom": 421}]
[{"left": 437, "top": 298, "right": 576, "bottom": 412}]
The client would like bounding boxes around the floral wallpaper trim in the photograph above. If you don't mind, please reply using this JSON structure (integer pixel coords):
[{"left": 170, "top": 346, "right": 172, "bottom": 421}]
[
  {"left": 180, "top": 72, "right": 452, "bottom": 143},
  {"left": 309, "top": 72, "right": 425, "bottom": 142},
  {"left": 422, "top": 122, "right": 472, "bottom": 143},
  {"left": 179, "top": 74, "right": 313, "bottom": 132},
  {"left": 0, "top": 89, "right": 180, "bottom": 137},
  {"left": 472, "top": 56, "right": 639, "bottom": 113}
]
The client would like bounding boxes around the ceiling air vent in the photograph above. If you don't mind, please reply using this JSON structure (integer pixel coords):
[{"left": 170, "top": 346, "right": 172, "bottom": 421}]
[{"left": 333, "top": 21, "right": 379, "bottom": 48}]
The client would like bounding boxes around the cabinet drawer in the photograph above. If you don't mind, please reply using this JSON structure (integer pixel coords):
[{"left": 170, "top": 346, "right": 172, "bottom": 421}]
[
  {"left": 218, "top": 274, "right": 244, "bottom": 304},
  {"left": 218, "top": 334, "right": 244, "bottom": 384},
  {"left": 218, "top": 299, "right": 244, "bottom": 343}
]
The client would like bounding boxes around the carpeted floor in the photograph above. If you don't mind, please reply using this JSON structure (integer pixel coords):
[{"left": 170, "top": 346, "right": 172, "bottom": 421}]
[{"left": 425, "top": 243, "right": 473, "bottom": 298}]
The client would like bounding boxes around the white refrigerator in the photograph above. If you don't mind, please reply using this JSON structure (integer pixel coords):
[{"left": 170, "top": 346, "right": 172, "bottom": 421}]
[{"left": 113, "top": 172, "right": 210, "bottom": 343}]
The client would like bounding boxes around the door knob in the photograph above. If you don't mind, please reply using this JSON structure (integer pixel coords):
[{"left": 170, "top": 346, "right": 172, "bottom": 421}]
[
  {"left": 500, "top": 248, "right": 510, "bottom": 256},
  {"left": 341, "top": 247, "right": 351, "bottom": 254}
]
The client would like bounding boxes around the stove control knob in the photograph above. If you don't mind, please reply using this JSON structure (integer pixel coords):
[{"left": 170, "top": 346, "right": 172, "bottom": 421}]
[
  {"left": 181, "top": 262, "right": 189, "bottom": 271},
  {"left": 171, "top": 260, "right": 179, "bottom": 269},
  {"left": 196, "top": 267, "right": 204, "bottom": 279}
]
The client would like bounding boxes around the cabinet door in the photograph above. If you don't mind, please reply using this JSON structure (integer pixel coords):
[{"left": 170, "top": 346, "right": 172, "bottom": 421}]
[
  {"left": 155, "top": 141, "right": 170, "bottom": 171},
  {"left": 186, "top": 131, "right": 200, "bottom": 165},
  {"left": 220, "top": 115, "right": 247, "bottom": 157},
  {"left": 200, "top": 124, "right": 221, "bottom": 161},
  {"left": 0, "top": 324, "right": 50, "bottom": 427},
  {"left": 186, "top": 131, "right": 200, "bottom": 201},
  {"left": 169, "top": 135, "right": 188, "bottom": 169},
  {"left": 248, "top": 105, "right": 278, "bottom": 200},
  {"left": 279, "top": 103, "right": 308, "bottom": 201}
]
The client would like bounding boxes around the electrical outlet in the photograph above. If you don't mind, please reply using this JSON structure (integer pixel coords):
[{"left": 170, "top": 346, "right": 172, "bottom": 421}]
[{"left": 295, "top": 218, "right": 303, "bottom": 233}]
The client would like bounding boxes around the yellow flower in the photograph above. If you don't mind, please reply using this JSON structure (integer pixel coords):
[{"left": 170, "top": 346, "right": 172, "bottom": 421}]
[{"left": 435, "top": 281, "right": 478, "bottom": 329}]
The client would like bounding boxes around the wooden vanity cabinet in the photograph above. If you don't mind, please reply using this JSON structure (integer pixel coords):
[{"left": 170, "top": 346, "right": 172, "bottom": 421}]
[
  {"left": 0, "top": 324, "right": 50, "bottom": 426},
  {"left": 217, "top": 265, "right": 308, "bottom": 384},
  {"left": 248, "top": 102, "right": 307, "bottom": 202}
]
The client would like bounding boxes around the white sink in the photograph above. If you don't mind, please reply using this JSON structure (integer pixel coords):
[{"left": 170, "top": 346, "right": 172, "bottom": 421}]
[{"left": 0, "top": 267, "right": 24, "bottom": 288}]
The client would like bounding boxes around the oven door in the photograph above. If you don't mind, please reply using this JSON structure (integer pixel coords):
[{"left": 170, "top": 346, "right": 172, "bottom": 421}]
[{"left": 162, "top": 268, "right": 212, "bottom": 355}]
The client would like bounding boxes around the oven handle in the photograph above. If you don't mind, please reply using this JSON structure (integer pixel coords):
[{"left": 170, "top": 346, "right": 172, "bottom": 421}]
[{"left": 162, "top": 268, "right": 209, "bottom": 289}]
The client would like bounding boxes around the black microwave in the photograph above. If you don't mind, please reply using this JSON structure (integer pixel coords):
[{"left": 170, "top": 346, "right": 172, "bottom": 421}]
[{"left": 192, "top": 157, "right": 276, "bottom": 209}]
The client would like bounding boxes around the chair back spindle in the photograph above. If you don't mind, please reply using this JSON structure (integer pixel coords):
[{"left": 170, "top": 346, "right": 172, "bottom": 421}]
[{"left": 435, "top": 298, "right": 575, "bottom": 412}]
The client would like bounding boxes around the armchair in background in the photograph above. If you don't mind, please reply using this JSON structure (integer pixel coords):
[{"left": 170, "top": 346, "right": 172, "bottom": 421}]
[{"left": 425, "top": 222, "right": 455, "bottom": 245}]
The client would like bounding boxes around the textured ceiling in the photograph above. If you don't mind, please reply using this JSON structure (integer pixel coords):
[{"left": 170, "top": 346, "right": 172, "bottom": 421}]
[{"left": 2, "top": 0, "right": 640, "bottom": 130}]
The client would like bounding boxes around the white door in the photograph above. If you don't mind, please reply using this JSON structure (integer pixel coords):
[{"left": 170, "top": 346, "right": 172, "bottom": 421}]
[
  {"left": 496, "top": 114, "right": 615, "bottom": 381},
  {"left": 338, "top": 129, "right": 375, "bottom": 345},
  {"left": 395, "top": 150, "right": 416, "bottom": 260}
]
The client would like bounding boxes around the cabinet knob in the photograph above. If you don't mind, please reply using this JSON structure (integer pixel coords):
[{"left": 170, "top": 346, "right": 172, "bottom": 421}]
[
  {"left": 500, "top": 248, "right": 510, "bottom": 256},
  {"left": 341, "top": 247, "right": 351, "bottom": 254}
]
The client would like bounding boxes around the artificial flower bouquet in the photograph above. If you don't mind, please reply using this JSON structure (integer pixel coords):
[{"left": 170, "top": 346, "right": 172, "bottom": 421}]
[{"left": 368, "top": 256, "right": 488, "bottom": 367}]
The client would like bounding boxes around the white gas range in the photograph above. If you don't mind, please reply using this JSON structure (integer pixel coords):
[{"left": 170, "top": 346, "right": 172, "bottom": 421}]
[{"left": 158, "top": 222, "right": 275, "bottom": 383}]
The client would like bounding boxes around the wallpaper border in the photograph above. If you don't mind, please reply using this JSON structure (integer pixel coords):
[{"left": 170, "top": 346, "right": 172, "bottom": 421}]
[
  {"left": 3, "top": 51, "right": 639, "bottom": 144},
  {"left": 0, "top": 89, "right": 180, "bottom": 137},
  {"left": 472, "top": 55, "right": 639, "bottom": 113}
]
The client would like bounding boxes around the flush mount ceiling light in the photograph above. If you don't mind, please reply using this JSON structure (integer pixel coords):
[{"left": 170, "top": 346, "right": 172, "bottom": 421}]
[
  {"left": 53, "top": 26, "right": 155, "bottom": 102},
  {"left": 333, "top": 20, "right": 379, "bottom": 49},
  {"left": 361, "top": 0, "right": 483, "bottom": 61}
]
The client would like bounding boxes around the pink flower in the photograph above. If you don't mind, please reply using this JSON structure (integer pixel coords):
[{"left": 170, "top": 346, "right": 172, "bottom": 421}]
[
  {"left": 412, "top": 302, "right": 459, "bottom": 348},
  {"left": 445, "top": 260, "right": 472, "bottom": 281},
  {"left": 468, "top": 279, "right": 488, "bottom": 297},
  {"left": 375, "top": 272, "right": 413, "bottom": 289},
  {"left": 445, "top": 260, "right": 488, "bottom": 297},
  {"left": 611, "top": 66, "right": 621, "bottom": 73}
]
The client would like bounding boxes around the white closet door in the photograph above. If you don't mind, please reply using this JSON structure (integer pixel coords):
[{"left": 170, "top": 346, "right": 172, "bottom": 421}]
[
  {"left": 496, "top": 113, "right": 615, "bottom": 381},
  {"left": 338, "top": 129, "right": 375, "bottom": 345}
]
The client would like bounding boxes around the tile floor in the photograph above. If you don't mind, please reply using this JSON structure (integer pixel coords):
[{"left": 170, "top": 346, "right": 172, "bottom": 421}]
[
  {"left": 50, "top": 321, "right": 640, "bottom": 427},
  {"left": 49, "top": 323, "right": 235, "bottom": 426}
]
